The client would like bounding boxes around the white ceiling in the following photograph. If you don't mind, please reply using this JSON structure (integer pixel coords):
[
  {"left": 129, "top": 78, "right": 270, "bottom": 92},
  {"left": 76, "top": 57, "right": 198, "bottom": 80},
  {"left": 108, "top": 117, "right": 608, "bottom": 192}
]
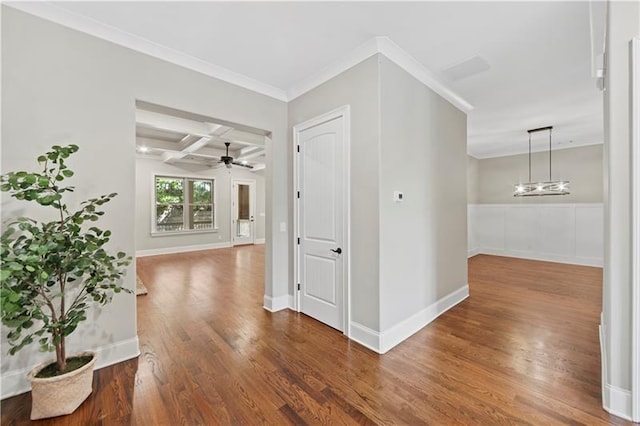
[
  {"left": 135, "top": 106, "right": 267, "bottom": 170},
  {"left": 11, "top": 1, "right": 605, "bottom": 158}
]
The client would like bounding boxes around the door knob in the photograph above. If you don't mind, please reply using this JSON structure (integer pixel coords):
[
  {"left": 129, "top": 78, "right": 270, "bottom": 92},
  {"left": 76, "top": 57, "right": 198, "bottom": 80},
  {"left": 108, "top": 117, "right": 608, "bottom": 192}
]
[{"left": 330, "top": 248, "right": 342, "bottom": 254}]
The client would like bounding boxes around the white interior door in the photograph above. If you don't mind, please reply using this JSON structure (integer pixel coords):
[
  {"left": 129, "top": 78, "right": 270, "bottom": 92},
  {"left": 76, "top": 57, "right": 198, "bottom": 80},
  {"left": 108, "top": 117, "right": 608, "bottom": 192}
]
[
  {"left": 297, "top": 115, "right": 345, "bottom": 331},
  {"left": 232, "top": 180, "right": 255, "bottom": 246}
]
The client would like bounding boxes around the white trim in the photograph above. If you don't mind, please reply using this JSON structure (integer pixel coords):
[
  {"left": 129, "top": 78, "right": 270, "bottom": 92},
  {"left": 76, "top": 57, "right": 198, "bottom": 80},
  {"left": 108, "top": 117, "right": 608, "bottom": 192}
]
[
  {"left": 288, "top": 37, "right": 472, "bottom": 113},
  {"left": 230, "top": 178, "right": 257, "bottom": 246},
  {"left": 600, "top": 322, "right": 609, "bottom": 417},
  {"left": 255, "top": 238, "right": 266, "bottom": 244},
  {"left": 631, "top": 37, "right": 640, "bottom": 423},
  {"left": 379, "top": 285, "right": 469, "bottom": 354},
  {"left": 287, "top": 38, "right": 380, "bottom": 101},
  {"left": 375, "top": 37, "right": 473, "bottom": 112},
  {"left": 136, "top": 242, "right": 232, "bottom": 257},
  {"left": 7, "top": 5, "right": 471, "bottom": 111},
  {"left": 468, "top": 203, "right": 604, "bottom": 267},
  {"left": 468, "top": 248, "right": 481, "bottom": 258},
  {"left": 4, "top": 2, "right": 287, "bottom": 102},
  {"left": 262, "top": 294, "right": 292, "bottom": 312},
  {"left": 1, "top": 336, "right": 140, "bottom": 399},
  {"left": 151, "top": 173, "right": 217, "bottom": 235},
  {"left": 472, "top": 248, "right": 603, "bottom": 267},
  {"left": 604, "top": 385, "right": 633, "bottom": 421},
  {"left": 349, "top": 322, "right": 381, "bottom": 353},
  {"left": 292, "top": 105, "right": 351, "bottom": 336},
  {"left": 469, "top": 203, "right": 604, "bottom": 208},
  {"left": 350, "top": 285, "right": 469, "bottom": 354}
]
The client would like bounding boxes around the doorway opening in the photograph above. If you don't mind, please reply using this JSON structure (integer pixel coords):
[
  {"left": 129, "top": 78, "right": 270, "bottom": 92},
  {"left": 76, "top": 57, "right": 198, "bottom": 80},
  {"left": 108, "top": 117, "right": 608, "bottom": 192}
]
[{"left": 231, "top": 179, "right": 256, "bottom": 246}]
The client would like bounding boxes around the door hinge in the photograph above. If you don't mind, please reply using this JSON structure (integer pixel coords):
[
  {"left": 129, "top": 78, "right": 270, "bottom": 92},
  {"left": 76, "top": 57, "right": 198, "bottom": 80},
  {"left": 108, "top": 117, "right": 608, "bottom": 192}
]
[
  {"left": 297, "top": 145, "right": 300, "bottom": 153},
  {"left": 297, "top": 237, "right": 300, "bottom": 245},
  {"left": 297, "top": 283, "right": 301, "bottom": 291},
  {"left": 297, "top": 191, "right": 300, "bottom": 199}
]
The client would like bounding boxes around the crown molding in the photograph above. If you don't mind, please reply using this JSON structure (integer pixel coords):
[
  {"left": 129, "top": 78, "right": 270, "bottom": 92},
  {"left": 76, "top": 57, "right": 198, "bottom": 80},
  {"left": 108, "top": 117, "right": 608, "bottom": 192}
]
[
  {"left": 4, "top": 1, "right": 289, "bottom": 102},
  {"left": 469, "top": 139, "right": 603, "bottom": 160},
  {"left": 376, "top": 37, "right": 473, "bottom": 112},
  {"left": 6, "top": 4, "right": 472, "bottom": 111},
  {"left": 288, "top": 36, "right": 473, "bottom": 112},
  {"left": 286, "top": 37, "right": 380, "bottom": 101}
]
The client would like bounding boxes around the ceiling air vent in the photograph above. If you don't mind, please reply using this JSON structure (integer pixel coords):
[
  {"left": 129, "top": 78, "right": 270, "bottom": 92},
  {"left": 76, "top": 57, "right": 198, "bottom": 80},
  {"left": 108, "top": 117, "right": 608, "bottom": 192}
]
[{"left": 442, "top": 55, "right": 490, "bottom": 81}]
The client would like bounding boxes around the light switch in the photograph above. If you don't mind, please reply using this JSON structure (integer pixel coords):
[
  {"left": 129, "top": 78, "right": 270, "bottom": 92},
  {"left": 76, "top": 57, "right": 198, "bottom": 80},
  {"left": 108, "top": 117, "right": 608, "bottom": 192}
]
[
  {"left": 393, "top": 191, "right": 404, "bottom": 203},
  {"left": 280, "top": 222, "right": 287, "bottom": 232}
]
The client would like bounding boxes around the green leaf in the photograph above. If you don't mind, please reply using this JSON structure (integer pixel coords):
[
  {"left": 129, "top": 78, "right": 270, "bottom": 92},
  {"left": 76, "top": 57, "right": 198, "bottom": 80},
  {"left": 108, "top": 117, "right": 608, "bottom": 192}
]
[{"left": 62, "top": 170, "right": 74, "bottom": 178}]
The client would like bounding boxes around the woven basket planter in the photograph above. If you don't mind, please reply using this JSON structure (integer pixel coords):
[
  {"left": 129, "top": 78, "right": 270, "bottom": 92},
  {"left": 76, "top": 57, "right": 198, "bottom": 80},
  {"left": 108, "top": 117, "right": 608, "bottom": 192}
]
[{"left": 27, "top": 351, "right": 97, "bottom": 420}]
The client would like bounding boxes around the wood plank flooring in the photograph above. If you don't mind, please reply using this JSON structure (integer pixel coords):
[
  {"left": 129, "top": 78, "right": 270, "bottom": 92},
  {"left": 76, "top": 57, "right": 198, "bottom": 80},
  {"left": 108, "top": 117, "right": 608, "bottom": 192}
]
[{"left": 1, "top": 249, "right": 632, "bottom": 425}]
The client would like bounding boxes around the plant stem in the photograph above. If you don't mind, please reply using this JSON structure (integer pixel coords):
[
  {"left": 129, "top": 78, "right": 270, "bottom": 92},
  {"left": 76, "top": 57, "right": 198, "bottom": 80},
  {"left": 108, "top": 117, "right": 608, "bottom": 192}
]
[{"left": 54, "top": 160, "right": 68, "bottom": 372}]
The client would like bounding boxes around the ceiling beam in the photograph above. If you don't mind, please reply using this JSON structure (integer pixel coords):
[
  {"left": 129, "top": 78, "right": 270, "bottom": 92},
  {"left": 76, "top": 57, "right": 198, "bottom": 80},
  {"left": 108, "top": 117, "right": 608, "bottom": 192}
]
[
  {"left": 235, "top": 149, "right": 266, "bottom": 161},
  {"left": 136, "top": 110, "right": 224, "bottom": 138},
  {"left": 180, "top": 136, "right": 211, "bottom": 153},
  {"left": 239, "top": 145, "right": 262, "bottom": 155}
]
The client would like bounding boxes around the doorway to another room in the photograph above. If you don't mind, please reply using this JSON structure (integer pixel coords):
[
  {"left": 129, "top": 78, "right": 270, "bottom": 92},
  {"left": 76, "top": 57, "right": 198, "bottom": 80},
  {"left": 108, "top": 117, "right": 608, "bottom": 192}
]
[{"left": 231, "top": 179, "right": 256, "bottom": 246}]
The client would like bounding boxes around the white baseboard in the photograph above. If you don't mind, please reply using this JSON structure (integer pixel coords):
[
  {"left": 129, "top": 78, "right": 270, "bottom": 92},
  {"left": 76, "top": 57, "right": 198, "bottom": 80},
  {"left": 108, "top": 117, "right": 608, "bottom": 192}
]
[
  {"left": 136, "top": 242, "right": 232, "bottom": 257},
  {"left": 468, "top": 248, "right": 481, "bottom": 258},
  {"left": 1, "top": 336, "right": 140, "bottom": 400},
  {"left": 380, "top": 285, "right": 469, "bottom": 353},
  {"left": 263, "top": 294, "right": 291, "bottom": 312},
  {"left": 473, "top": 247, "right": 603, "bottom": 267},
  {"left": 255, "top": 238, "right": 265, "bottom": 244},
  {"left": 604, "top": 384, "right": 633, "bottom": 421},
  {"left": 600, "top": 323, "right": 608, "bottom": 414},
  {"left": 349, "top": 322, "right": 381, "bottom": 352},
  {"left": 350, "top": 285, "right": 469, "bottom": 354},
  {"left": 600, "top": 320, "right": 633, "bottom": 421}
]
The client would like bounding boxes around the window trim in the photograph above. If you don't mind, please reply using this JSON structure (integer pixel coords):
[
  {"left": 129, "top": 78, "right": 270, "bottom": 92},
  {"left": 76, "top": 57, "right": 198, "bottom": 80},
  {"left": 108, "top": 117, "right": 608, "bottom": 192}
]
[{"left": 151, "top": 173, "right": 218, "bottom": 236}]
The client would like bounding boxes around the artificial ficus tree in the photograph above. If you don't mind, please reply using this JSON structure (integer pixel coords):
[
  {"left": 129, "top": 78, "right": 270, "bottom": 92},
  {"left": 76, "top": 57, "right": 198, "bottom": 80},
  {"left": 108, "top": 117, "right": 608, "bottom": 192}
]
[{"left": 0, "top": 144, "right": 131, "bottom": 374}]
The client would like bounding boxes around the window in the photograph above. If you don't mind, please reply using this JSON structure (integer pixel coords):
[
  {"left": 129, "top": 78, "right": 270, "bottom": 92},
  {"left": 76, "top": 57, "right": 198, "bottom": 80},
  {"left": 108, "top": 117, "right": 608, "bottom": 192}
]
[{"left": 154, "top": 176, "right": 215, "bottom": 233}]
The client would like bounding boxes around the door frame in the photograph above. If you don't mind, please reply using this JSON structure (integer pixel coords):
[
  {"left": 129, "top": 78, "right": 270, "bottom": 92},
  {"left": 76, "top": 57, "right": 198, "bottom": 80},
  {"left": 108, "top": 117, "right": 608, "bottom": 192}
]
[
  {"left": 230, "top": 178, "right": 256, "bottom": 246},
  {"left": 292, "top": 105, "right": 351, "bottom": 336},
  {"left": 631, "top": 37, "right": 640, "bottom": 423}
]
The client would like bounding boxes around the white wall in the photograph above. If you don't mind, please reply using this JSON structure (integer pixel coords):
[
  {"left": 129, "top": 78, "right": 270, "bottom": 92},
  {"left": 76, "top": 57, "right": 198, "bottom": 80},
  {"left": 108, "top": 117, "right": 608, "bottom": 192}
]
[
  {"left": 378, "top": 56, "right": 468, "bottom": 344},
  {"left": 1, "top": 6, "right": 288, "bottom": 398},
  {"left": 135, "top": 157, "right": 266, "bottom": 255},
  {"left": 468, "top": 204, "right": 603, "bottom": 266},
  {"left": 288, "top": 55, "right": 381, "bottom": 330},
  {"left": 601, "top": 0, "right": 640, "bottom": 419},
  {"left": 468, "top": 156, "right": 480, "bottom": 204},
  {"left": 288, "top": 54, "right": 468, "bottom": 353}
]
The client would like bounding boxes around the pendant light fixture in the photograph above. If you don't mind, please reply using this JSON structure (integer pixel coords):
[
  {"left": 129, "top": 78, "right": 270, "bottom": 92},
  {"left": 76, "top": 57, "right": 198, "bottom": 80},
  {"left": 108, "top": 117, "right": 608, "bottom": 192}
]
[{"left": 514, "top": 126, "right": 570, "bottom": 197}]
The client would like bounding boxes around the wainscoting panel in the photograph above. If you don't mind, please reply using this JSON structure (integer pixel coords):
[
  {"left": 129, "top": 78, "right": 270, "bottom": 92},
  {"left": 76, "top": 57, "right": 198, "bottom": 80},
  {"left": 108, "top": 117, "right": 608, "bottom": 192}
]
[{"left": 468, "top": 204, "right": 603, "bottom": 267}]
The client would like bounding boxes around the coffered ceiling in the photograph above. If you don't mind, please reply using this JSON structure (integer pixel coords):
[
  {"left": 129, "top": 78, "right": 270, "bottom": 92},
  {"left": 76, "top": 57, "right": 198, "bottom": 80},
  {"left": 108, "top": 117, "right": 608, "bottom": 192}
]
[
  {"left": 135, "top": 105, "right": 267, "bottom": 171},
  {"left": 8, "top": 1, "right": 606, "bottom": 159}
]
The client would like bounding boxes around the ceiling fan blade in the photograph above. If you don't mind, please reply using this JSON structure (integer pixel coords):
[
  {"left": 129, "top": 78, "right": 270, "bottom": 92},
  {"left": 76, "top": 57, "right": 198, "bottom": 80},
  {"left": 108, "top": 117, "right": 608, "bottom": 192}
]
[{"left": 231, "top": 161, "right": 254, "bottom": 169}]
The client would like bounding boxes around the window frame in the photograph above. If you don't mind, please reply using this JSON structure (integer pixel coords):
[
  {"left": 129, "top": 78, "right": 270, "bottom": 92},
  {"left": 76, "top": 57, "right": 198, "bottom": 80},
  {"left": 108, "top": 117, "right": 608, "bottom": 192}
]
[{"left": 151, "top": 173, "right": 217, "bottom": 236}]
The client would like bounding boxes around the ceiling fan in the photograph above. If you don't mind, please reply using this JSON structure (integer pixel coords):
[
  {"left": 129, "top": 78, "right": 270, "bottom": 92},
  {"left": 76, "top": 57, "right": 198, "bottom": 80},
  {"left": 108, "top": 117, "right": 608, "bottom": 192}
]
[{"left": 218, "top": 142, "right": 253, "bottom": 169}]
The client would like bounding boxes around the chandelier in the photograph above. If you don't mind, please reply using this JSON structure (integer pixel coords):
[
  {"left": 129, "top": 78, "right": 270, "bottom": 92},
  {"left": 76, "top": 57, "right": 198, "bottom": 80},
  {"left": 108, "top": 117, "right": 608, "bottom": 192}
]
[{"left": 514, "top": 126, "right": 570, "bottom": 197}]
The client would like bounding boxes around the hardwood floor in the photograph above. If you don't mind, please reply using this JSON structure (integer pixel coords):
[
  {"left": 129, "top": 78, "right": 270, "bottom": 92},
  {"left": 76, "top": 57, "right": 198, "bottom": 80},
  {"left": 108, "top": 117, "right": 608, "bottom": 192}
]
[{"left": 1, "top": 249, "right": 631, "bottom": 425}]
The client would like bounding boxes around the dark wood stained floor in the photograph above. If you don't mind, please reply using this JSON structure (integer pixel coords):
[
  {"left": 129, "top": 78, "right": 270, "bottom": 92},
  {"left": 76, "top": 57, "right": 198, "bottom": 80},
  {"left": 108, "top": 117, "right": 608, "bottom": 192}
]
[{"left": 1, "top": 248, "right": 632, "bottom": 425}]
